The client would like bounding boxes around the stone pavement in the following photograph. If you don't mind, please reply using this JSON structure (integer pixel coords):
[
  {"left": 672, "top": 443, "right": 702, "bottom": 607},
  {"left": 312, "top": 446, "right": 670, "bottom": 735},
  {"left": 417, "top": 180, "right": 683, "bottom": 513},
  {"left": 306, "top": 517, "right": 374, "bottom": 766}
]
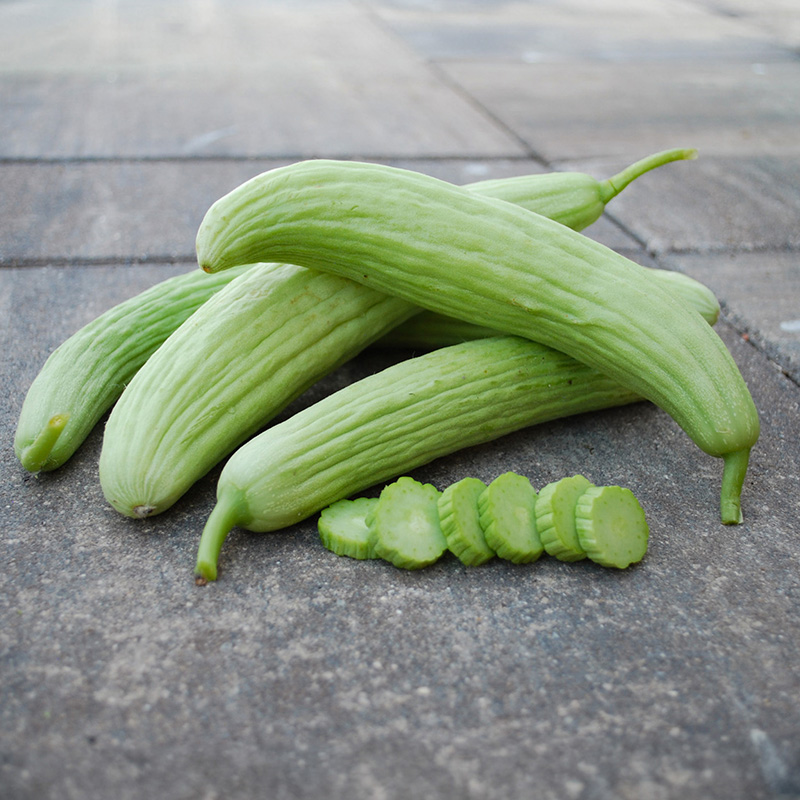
[{"left": 2, "top": 1, "right": 799, "bottom": 798}]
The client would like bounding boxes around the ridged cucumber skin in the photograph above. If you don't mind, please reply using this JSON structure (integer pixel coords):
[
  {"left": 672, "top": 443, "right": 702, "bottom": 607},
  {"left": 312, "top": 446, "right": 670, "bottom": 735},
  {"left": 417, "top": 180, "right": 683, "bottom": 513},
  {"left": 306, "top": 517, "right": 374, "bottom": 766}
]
[
  {"left": 574, "top": 485, "right": 649, "bottom": 569},
  {"left": 437, "top": 477, "right": 494, "bottom": 566},
  {"left": 201, "top": 336, "right": 643, "bottom": 536},
  {"left": 14, "top": 151, "right": 711, "bottom": 473},
  {"left": 13, "top": 264, "right": 251, "bottom": 472},
  {"left": 535, "top": 474, "right": 594, "bottom": 562},
  {"left": 195, "top": 159, "right": 759, "bottom": 521},
  {"left": 381, "top": 263, "right": 720, "bottom": 350},
  {"left": 477, "top": 472, "right": 543, "bottom": 564},
  {"left": 99, "top": 263, "right": 415, "bottom": 518}
]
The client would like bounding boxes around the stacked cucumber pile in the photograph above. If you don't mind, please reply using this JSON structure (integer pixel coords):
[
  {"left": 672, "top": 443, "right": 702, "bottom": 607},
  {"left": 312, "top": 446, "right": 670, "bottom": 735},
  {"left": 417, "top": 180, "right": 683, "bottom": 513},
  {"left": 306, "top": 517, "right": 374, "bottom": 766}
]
[
  {"left": 13, "top": 149, "right": 759, "bottom": 583},
  {"left": 317, "top": 473, "right": 649, "bottom": 571}
]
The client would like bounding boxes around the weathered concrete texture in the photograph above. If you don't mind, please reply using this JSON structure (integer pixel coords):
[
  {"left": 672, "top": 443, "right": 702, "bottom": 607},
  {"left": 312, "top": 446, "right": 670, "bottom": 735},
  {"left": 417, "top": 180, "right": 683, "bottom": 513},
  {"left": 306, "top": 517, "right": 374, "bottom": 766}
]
[
  {"left": 592, "top": 155, "right": 800, "bottom": 254},
  {"left": 2, "top": 270, "right": 800, "bottom": 800},
  {"left": 0, "top": 0, "right": 524, "bottom": 159},
  {"left": 2, "top": 0, "right": 800, "bottom": 798},
  {"left": 440, "top": 59, "right": 800, "bottom": 160},
  {"left": 0, "top": 157, "right": 644, "bottom": 266},
  {"left": 370, "top": 0, "right": 789, "bottom": 63}
]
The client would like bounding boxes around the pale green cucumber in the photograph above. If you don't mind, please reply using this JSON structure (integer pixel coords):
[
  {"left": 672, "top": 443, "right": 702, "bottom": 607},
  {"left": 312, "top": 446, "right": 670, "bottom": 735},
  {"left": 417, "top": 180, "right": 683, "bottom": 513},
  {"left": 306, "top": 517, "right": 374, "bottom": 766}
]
[
  {"left": 196, "top": 159, "right": 759, "bottom": 523},
  {"left": 13, "top": 264, "right": 251, "bottom": 472},
  {"left": 14, "top": 149, "right": 709, "bottom": 473},
  {"left": 382, "top": 261, "right": 721, "bottom": 350},
  {"left": 574, "top": 485, "right": 650, "bottom": 568},
  {"left": 318, "top": 496, "right": 379, "bottom": 560},
  {"left": 477, "top": 472, "right": 543, "bottom": 564},
  {"left": 535, "top": 474, "right": 594, "bottom": 562},
  {"left": 438, "top": 477, "right": 494, "bottom": 566},
  {"left": 99, "top": 263, "right": 415, "bottom": 518},
  {"left": 367, "top": 477, "right": 447, "bottom": 570},
  {"left": 194, "top": 335, "right": 645, "bottom": 581}
]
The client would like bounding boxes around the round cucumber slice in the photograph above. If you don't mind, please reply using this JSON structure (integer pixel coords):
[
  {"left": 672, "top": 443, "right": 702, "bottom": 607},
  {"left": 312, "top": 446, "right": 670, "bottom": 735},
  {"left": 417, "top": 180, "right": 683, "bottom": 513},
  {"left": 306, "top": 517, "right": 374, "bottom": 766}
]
[
  {"left": 478, "top": 471, "right": 542, "bottom": 564},
  {"left": 318, "top": 496, "right": 380, "bottom": 559},
  {"left": 438, "top": 476, "right": 494, "bottom": 566},
  {"left": 575, "top": 485, "right": 649, "bottom": 569},
  {"left": 535, "top": 474, "right": 594, "bottom": 562}
]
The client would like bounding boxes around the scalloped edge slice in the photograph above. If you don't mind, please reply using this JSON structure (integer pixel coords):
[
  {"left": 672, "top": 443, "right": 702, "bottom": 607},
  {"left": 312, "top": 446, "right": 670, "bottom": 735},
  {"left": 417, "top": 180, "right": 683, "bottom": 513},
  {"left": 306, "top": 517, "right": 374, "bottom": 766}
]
[
  {"left": 438, "top": 477, "right": 494, "bottom": 566},
  {"left": 368, "top": 477, "right": 446, "bottom": 570},
  {"left": 318, "top": 496, "right": 380, "bottom": 560},
  {"left": 575, "top": 485, "right": 649, "bottom": 569},
  {"left": 478, "top": 472, "right": 542, "bottom": 564},
  {"left": 535, "top": 474, "right": 594, "bottom": 562}
]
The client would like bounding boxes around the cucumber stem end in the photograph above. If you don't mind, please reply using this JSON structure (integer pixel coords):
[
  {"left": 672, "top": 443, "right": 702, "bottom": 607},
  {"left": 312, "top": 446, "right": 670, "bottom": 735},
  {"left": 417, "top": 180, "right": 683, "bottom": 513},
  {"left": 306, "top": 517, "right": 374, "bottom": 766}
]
[
  {"left": 599, "top": 148, "right": 699, "bottom": 205},
  {"left": 194, "top": 488, "right": 248, "bottom": 582},
  {"left": 720, "top": 448, "right": 751, "bottom": 525}
]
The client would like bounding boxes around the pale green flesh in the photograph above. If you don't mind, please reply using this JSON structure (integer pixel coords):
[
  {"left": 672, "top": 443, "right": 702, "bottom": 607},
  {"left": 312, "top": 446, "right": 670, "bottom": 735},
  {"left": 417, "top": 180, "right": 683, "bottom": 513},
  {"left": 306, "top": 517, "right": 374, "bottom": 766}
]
[
  {"left": 438, "top": 477, "right": 494, "bottom": 566},
  {"left": 368, "top": 478, "right": 446, "bottom": 570},
  {"left": 478, "top": 472, "right": 543, "bottom": 564},
  {"left": 575, "top": 485, "right": 649, "bottom": 569},
  {"left": 535, "top": 475, "right": 594, "bottom": 562},
  {"left": 318, "top": 497, "right": 379, "bottom": 560},
  {"left": 196, "top": 159, "right": 759, "bottom": 523}
]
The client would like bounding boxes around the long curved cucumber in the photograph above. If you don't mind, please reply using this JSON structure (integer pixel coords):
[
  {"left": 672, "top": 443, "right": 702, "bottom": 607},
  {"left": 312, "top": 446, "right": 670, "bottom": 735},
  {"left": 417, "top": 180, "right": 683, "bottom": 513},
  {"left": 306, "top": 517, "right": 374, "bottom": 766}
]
[
  {"left": 195, "top": 159, "right": 759, "bottom": 523},
  {"left": 98, "top": 263, "right": 415, "bottom": 518},
  {"left": 99, "top": 257, "right": 720, "bottom": 519},
  {"left": 194, "top": 335, "right": 645, "bottom": 581},
  {"left": 13, "top": 264, "right": 251, "bottom": 471},
  {"left": 14, "top": 148, "right": 698, "bottom": 473}
]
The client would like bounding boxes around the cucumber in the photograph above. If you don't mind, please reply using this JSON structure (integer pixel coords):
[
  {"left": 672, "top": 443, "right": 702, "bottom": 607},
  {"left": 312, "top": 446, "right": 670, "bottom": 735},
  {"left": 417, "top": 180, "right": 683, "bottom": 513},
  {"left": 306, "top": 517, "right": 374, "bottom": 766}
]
[
  {"left": 477, "top": 472, "right": 543, "bottom": 564},
  {"left": 575, "top": 485, "right": 650, "bottom": 568},
  {"left": 437, "top": 477, "right": 494, "bottom": 566},
  {"left": 318, "top": 496, "right": 379, "bottom": 560},
  {"left": 196, "top": 158, "right": 759, "bottom": 524},
  {"left": 367, "top": 477, "right": 447, "bottom": 570}
]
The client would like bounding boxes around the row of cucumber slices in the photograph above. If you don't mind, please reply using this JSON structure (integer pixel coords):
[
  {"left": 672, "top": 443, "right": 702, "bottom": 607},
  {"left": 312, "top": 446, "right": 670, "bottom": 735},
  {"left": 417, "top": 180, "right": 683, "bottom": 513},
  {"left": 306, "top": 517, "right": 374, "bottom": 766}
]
[{"left": 318, "top": 472, "right": 649, "bottom": 571}]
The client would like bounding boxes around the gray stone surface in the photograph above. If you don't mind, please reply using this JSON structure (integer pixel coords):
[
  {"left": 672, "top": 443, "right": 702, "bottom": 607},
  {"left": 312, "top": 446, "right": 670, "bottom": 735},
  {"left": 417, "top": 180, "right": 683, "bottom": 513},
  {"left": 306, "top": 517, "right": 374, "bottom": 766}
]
[
  {"left": 2, "top": 1, "right": 799, "bottom": 799},
  {"left": 0, "top": 157, "right": 641, "bottom": 266}
]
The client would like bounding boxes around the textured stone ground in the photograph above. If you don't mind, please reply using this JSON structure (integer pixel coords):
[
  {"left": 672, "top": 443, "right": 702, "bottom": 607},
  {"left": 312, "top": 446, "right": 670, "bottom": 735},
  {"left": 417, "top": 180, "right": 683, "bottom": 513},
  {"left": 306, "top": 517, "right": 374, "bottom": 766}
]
[{"left": 2, "top": 2, "right": 799, "bottom": 799}]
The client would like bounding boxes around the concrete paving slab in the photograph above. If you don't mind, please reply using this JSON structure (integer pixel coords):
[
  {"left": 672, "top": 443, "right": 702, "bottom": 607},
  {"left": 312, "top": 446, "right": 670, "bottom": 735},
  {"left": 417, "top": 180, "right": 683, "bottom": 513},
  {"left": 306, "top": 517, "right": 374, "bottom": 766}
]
[
  {"left": 3, "top": 1, "right": 800, "bottom": 798},
  {"left": 0, "top": 0, "right": 523, "bottom": 159},
  {"left": 0, "top": 157, "right": 643, "bottom": 265},
  {"left": 692, "top": 0, "right": 800, "bottom": 50},
  {"left": 559, "top": 153, "right": 800, "bottom": 254},
  {"left": 2, "top": 260, "right": 799, "bottom": 800},
  {"left": 368, "top": 0, "right": 788, "bottom": 63},
  {"left": 441, "top": 59, "right": 800, "bottom": 160}
]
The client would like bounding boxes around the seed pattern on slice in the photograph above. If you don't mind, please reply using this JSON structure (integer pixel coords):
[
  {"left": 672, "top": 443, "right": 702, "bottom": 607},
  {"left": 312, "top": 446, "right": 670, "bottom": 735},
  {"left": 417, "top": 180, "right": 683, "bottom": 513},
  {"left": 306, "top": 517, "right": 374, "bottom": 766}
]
[
  {"left": 368, "top": 476, "right": 446, "bottom": 570},
  {"left": 575, "top": 485, "right": 649, "bottom": 569}
]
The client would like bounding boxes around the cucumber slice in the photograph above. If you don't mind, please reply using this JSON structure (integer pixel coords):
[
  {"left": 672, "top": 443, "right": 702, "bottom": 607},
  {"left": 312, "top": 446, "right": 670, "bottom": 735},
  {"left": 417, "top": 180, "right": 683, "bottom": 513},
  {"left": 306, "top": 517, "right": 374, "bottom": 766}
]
[
  {"left": 478, "top": 472, "right": 543, "bottom": 564},
  {"left": 368, "top": 477, "right": 447, "bottom": 570},
  {"left": 438, "top": 477, "right": 494, "bottom": 566},
  {"left": 318, "top": 496, "right": 379, "bottom": 560},
  {"left": 535, "top": 474, "right": 594, "bottom": 562},
  {"left": 575, "top": 485, "right": 649, "bottom": 568}
]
